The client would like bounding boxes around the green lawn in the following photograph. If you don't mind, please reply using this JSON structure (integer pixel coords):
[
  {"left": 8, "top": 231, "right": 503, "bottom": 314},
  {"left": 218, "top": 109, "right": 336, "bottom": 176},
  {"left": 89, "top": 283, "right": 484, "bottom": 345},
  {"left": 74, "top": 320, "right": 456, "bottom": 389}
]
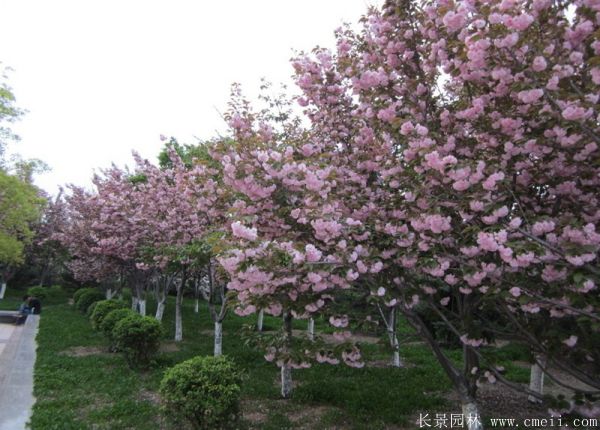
[{"left": 20, "top": 290, "right": 532, "bottom": 429}]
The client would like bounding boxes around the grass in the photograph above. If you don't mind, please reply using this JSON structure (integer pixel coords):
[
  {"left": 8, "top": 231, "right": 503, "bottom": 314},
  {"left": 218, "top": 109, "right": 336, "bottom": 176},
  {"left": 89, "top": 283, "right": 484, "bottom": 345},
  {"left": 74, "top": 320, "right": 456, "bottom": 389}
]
[
  {"left": 18, "top": 288, "right": 535, "bottom": 429},
  {"left": 0, "top": 288, "right": 23, "bottom": 311}
]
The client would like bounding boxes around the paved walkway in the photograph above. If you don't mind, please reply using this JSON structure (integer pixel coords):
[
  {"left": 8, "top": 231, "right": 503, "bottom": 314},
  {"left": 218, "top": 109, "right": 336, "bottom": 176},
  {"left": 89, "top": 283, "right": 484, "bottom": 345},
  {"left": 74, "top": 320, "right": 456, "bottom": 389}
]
[{"left": 0, "top": 315, "right": 39, "bottom": 430}]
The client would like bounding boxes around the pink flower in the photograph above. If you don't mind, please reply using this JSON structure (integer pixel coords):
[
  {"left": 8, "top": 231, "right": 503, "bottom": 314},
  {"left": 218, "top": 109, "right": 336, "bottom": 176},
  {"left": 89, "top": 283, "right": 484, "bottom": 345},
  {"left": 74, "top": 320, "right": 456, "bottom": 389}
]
[
  {"left": 377, "top": 106, "right": 396, "bottom": 122},
  {"left": 305, "top": 244, "right": 322, "bottom": 262},
  {"left": 505, "top": 13, "right": 534, "bottom": 31},
  {"left": 307, "top": 272, "right": 322, "bottom": 283},
  {"left": 329, "top": 315, "right": 349, "bottom": 328},
  {"left": 444, "top": 274, "right": 458, "bottom": 285},
  {"left": 591, "top": 68, "right": 600, "bottom": 85},
  {"left": 264, "top": 347, "right": 276, "bottom": 362},
  {"left": 416, "top": 125, "right": 429, "bottom": 136},
  {"left": 532, "top": 56, "right": 547, "bottom": 72},
  {"left": 477, "top": 232, "right": 499, "bottom": 252},
  {"left": 562, "top": 106, "right": 589, "bottom": 121},
  {"left": 371, "top": 261, "right": 384, "bottom": 273},
  {"left": 563, "top": 335, "right": 578, "bottom": 347},
  {"left": 582, "top": 280, "right": 596, "bottom": 293},
  {"left": 509, "top": 218, "right": 522, "bottom": 229},
  {"left": 484, "top": 371, "right": 497, "bottom": 384},
  {"left": 566, "top": 253, "right": 596, "bottom": 266},
  {"left": 482, "top": 172, "right": 505, "bottom": 191},
  {"left": 531, "top": 220, "right": 555, "bottom": 236},
  {"left": 509, "top": 287, "right": 521, "bottom": 297},
  {"left": 442, "top": 10, "right": 466, "bottom": 32},
  {"left": 470, "top": 200, "right": 485, "bottom": 212},
  {"left": 231, "top": 221, "right": 257, "bottom": 241},
  {"left": 425, "top": 214, "right": 452, "bottom": 233},
  {"left": 460, "top": 335, "right": 484, "bottom": 347},
  {"left": 517, "top": 89, "right": 543, "bottom": 104},
  {"left": 400, "top": 121, "right": 414, "bottom": 135},
  {"left": 346, "top": 270, "right": 359, "bottom": 281},
  {"left": 453, "top": 180, "right": 470, "bottom": 191}
]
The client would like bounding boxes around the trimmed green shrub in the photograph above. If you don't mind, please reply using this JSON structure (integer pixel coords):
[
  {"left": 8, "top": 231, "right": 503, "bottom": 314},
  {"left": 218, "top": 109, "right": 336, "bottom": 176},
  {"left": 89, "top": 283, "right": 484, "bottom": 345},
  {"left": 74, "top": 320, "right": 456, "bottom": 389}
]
[
  {"left": 159, "top": 355, "right": 242, "bottom": 429},
  {"left": 87, "top": 301, "right": 98, "bottom": 316},
  {"left": 26, "top": 286, "right": 49, "bottom": 301},
  {"left": 73, "top": 287, "right": 96, "bottom": 303},
  {"left": 100, "top": 308, "right": 137, "bottom": 349},
  {"left": 90, "top": 300, "right": 128, "bottom": 330},
  {"left": 27, "top": 285, "right": 67, "bottom": 305},
  {"left": 76, "top": 290, "right": 105, "bottom": 314},
  {"left": 113, "top": 314, "right": 162, "bottom": 368}
]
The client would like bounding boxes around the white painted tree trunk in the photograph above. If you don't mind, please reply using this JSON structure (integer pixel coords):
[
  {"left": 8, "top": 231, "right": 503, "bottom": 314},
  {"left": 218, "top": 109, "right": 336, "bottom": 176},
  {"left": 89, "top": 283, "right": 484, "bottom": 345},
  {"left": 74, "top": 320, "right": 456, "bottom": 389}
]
[
  {"left": 155, "top": 301, "right": 166, "bottom": 321},
  {"left": 175, "top": 286, "right": 183, "bottom": 342},
  {"left": 308, "top": 318, "right": 315, "bottom": 341},
  {"left": 214, "top": 321, "right": 223, "bottom": 356},
  {"left": 387, "top": 308, "right": 403, "bottom": 367},
  {"left": 391, "top": 335, "right": 402, "bottom": 368},
  {"left": 257, "top": 309, "right": 264, "bottom": 332},
  {"left": 281, "top": 311, "right": 293, "bottom": 398},
  {"left": 194, "top": 298, "right": 199, "bottom": 314},
  {"left": 281, "top": 364, "right": 292, "bottom": 399},
  {"left": 105, "top": 288, "right": 113, "bottom": 300},
  {"left": 138, "top": 299, "right": 146, "bottom": 316},
  {"left": 528, "top": 355, "right": 546, "bottom": 403},
  {"left": 131, "top": 296, "right": 138, "bottom": 312},
  {"left": 0, "top": 282, "right": 6, "bottom": 299},
  {"left": 462, "top": 402, "right": 483, "bottom": 430}
]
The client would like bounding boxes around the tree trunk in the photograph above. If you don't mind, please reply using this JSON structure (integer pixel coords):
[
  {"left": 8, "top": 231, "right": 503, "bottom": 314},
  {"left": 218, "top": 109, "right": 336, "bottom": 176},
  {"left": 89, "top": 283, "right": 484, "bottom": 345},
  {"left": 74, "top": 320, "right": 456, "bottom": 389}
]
[
  {"left": 257, "top": 309, "right": 264, "bottom": 332},
  {"left": 175, "top": 284, "right": 183, "bottom": 342},
  {"left": 281, "top": 364, "right": 292, "bottom": 399},
  {"left": 131, "top": 296, "right": 138, "bottom": 312},
  {"left": 386, "top": 307, "right": 402, "bottom": 367},
  {"left": 155, "top": 300, "right": 166, "bottom": 321},
  {"left": 461, "top": 401, "right": 483, "bottom": 430},
  {"left": 528, "top": 354, "right": 546, "bottom": 403},
  {"left": 38, "top": 266, "right": 48, "bottom": 287},
  {"left": 281, "top": 311, "right": 293, "bottom": 399},
  {"left": 194, "top": 278, "right": 200, "bottom": 313},
  {"left": 138, "top": 298, "right": 146, "bottom": 316},
  {"left": 0, "top": 282, "right": 6, "bottom": 300},
  {"left": 308, "top": 318, "right": 315, "bottom": 341},
  {"left": 105, "top": 288, "right": 113, "bottom": 300},
  {"left": 391, "top": 336, "right": 402, "bottom": 367},
  {"left": 403, "top": 308, "right": 483, "bottom": 430},
  {"left": 214, "top": 321, "right": 223, "bottom": 356}
]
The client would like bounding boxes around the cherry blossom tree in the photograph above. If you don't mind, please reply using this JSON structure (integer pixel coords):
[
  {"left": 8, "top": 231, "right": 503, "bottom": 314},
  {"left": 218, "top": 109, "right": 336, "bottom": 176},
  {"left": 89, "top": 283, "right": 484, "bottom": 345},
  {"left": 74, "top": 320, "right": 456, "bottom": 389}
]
[
  {"left": 286, "top": 0, "right": 600, "bottom": 421},
  {"left": 219, "top": 0, "right": 600, "bottom": 419}
]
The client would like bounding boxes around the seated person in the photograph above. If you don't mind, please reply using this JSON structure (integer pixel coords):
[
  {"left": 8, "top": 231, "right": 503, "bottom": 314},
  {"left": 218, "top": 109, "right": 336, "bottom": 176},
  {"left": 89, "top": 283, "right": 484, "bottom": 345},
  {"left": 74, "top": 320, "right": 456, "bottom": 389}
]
[
  {"left": 29, "top": 296, "right": 42, "bottom": 315},
  {"left": 18, "top": 295, "right": 31, "bottom": 314},
  {"left": 17, "top": 295, "right": 31, "bottom": 324}
]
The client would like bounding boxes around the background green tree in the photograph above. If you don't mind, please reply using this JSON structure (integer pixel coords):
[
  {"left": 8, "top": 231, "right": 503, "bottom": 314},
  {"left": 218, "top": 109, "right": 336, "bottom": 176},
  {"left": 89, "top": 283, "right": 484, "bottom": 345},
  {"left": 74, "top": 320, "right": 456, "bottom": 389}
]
[{"left": 0, "top": 168, "right": 45, "bottom": 296}]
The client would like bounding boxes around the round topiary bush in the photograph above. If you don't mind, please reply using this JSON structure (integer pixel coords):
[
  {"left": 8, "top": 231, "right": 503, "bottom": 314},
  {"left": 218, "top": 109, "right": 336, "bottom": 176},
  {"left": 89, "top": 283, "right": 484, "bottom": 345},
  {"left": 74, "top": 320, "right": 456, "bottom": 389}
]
[
  {"left": 100, "top": 308, "right": 137, "bottom": 350},
  {"left": 73, "top": 287, "right": 96, "bottom": 304},
  {"left": 76, "top": 289, "right": 105, "bottom": 314},
  {"left": 90, "top": 300, "right": 127, "bottom": 330},
  {"left": 159, "top": 355, "right": 242, "bottom": 430},
  {"left": 113, "top": 314, "right": 162, "bottom": 368}
]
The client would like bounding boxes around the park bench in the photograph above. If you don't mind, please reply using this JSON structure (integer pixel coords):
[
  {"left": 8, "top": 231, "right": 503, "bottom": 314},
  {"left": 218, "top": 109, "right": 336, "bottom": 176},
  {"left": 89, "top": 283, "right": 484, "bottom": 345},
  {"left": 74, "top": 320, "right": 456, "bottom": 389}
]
[{"left": 0, "top": 310, "right": 24, "bottom": 324}]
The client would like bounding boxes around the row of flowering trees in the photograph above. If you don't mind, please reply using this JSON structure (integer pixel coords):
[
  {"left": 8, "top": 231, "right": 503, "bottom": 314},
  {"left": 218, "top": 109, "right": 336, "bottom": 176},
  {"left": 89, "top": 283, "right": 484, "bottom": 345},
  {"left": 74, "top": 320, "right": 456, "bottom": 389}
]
[{"left": 56, "top": 0, "right": 599, "bottom": 425}]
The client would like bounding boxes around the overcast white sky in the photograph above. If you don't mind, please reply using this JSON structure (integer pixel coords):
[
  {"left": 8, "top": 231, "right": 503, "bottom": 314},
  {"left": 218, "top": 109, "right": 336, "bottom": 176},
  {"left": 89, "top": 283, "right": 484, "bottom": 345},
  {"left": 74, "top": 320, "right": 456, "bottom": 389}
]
[{"left": 1, "top": 0, "right": 378, "bottom": 195}]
